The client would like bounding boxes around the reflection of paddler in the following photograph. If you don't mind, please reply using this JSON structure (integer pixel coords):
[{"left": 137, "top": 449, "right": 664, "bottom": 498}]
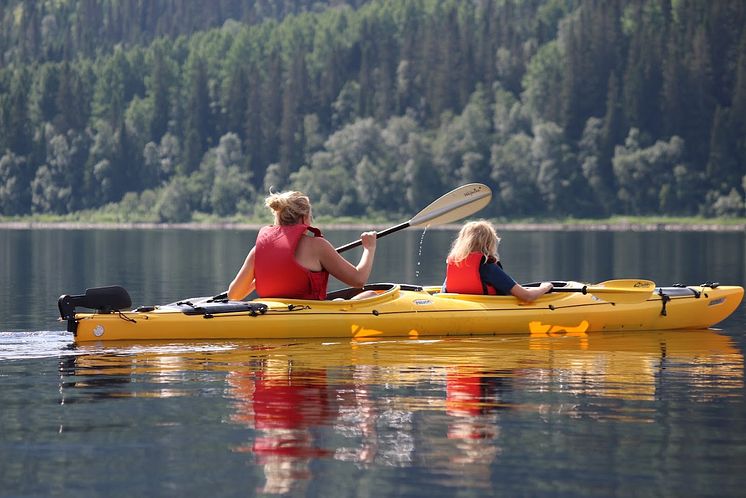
[
  {"left": 445, "top": 368, "right": 506, "bottom": 441},
  {"left": 446, "top": 371, "right": 485, "bottom": 418},
  {"left": 227, "top": 361, "right": 334, "bottom": 495},
  {"left": 228, "top": 362, "right": 333, "bottom": 457},
  {"left": 444, "top": 368, "right": 502, "bottom": 468},
  {"left": 254, "top": 373, "right": 330, "bottom": 430}
]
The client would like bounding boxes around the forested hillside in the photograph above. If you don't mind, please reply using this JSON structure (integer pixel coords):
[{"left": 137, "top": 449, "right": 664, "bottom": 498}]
[
  {"left": 0, "top": 0, "right": 369, "bottom": 65},
  {"left": 0, "top": 0, "right": 744, "bottom": 222}
]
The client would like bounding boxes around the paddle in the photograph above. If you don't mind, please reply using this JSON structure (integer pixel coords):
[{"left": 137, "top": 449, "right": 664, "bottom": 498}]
[
  {"left": 335, "top": 183, "right": 492, "bottom": 253},
  {"left": 550, "top": 279, "right": 656, "bottom": 304}
]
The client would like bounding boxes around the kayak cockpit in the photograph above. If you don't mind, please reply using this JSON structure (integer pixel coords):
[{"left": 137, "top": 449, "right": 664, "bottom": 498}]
[{"left": 159, "top": 283, "right": 416, "bottom": 314}]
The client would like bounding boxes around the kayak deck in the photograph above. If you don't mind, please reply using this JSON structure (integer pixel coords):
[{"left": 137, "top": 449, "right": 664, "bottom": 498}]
[{"left": 65, "top": 282, "right": 744, "bottom": 342}]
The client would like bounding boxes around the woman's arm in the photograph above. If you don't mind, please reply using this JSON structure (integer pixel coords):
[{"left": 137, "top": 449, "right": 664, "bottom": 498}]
[
  {"left": 227, "top": 247, "right": 256, "bottom": 300},
  {"left": 317, "top": 231, "right": 377, "bottom": 288}
]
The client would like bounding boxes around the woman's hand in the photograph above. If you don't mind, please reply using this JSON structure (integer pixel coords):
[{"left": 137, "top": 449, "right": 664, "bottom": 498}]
[
  {"left": 511, "top": 281, "right": 553, "bottom": 303},
  {"left": 360, "top": 231, "right": 377, "bottom": 251}
]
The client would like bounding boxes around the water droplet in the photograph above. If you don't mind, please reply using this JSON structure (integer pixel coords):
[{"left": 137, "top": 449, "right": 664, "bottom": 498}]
[{"left": 415, "top": 226, "right": 428, "bottom": 280}]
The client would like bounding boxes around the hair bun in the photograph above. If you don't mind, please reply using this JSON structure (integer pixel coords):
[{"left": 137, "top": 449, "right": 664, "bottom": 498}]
[{"left": 264, "top": 191, "right": 311, "bottom": 225}]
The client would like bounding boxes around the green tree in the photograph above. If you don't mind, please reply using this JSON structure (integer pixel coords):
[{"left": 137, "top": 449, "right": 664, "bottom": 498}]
[
  {"left": 522, "top": 40, "right": 563, "bottom": 124},
  {"left": 383, "top": 114, "right": 437, "bottom": 213},
  {"left": 433, "top": 88, "right": 492, "bottom": 188},
  {"left": 612, "top": 129, "right": 688, "bottom": 214},
  {"left": 156, "top": 177, "right": 193, "bottom": 223},
  {"left": 86, "top": 123, "right": 120, "bottom": 204},
  {"left": 210, "top": 133, "right": 255, "bottom": 216},
  {"left": 579, "top": 117, "right": 615, "bottom": 216},
  {"left": 30, "top": 132, "right": 79, "bottom": 213},
  {"left": 55, "top": 62, "right": 92, "bottom": 131},
  {"left": 279, "top": 51, "right": 309, "bottom": 171},
  {"left": 709, "top": 188, "right": 744, "bottom": 218},
  {"left": 0, "top": 151, "right": 31, "bottom": 215},
  {"left": 558, "top": 0, "right": 623, "bottom": 139},
  {"left": 92, "top": 48, "right": 131, "bottom": 126},
  {"left": 31, "top": 64, "right": 60, "bottom": 124},
  {"left": 182, "top": 54, "right": 214, "bottom": 172},
  {"left": 532, "top": 121, "right": 584, "bottom": 215},
  {"left": 490, "top": 133, "right": 540, "bottom": 217},
  {"left": 2, "top": 68, "right": 33, "bottom": 155},
  {"left": 332, "top": 81, "right": 360, "bottom": 130},
  {"left": 493, "top": 84, "right": 530, "bottom": 143},
  {"left": 146, "top": 42, "right": 178, "bottom": 141}
]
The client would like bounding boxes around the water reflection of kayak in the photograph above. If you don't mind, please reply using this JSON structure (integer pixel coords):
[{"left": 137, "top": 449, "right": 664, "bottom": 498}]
[
  {"left": 68, "top": 329, "right": 743, "bottom": 404},
  {"left": 59, "top": 281, "right": 743, "bottom": 342}
]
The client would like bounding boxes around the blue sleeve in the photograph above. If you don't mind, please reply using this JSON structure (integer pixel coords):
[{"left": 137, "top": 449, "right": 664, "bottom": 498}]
[{"left": 479, "top": 262, "right": 516, "bottom": 295}]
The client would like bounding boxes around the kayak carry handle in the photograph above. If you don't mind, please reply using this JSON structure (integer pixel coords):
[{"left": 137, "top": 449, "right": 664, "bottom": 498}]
[{"left": 210, "top": 291, "right": 229, "bottom": 301}]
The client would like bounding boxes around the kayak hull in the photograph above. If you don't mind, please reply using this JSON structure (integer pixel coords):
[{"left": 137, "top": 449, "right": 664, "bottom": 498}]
[{"left": 69, "top": 283, "right": 744, "bottom": 343}]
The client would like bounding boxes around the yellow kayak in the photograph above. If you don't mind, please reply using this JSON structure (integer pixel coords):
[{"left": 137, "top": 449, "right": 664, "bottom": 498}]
[{"left": 59, "top": 281, "right": 743, "bottom": 343}]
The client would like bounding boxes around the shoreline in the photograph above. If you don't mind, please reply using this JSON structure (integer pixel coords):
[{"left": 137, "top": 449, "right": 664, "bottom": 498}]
[{"left": 1, "top": 220, "right": 744, "bottom": 232}]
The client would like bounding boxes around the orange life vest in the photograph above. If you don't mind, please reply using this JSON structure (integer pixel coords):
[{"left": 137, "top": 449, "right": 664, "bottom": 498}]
[
  {"left": 254, "top": 224, "right": 329, "bottom": 300},
  {"left": 444, "top": 252, "right": 497, "bottom": 295}
]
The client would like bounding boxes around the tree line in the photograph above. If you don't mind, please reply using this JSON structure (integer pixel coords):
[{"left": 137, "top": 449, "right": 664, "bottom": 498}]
[{"left": 0, "top": 0, "right": 744, "bottom": 222}]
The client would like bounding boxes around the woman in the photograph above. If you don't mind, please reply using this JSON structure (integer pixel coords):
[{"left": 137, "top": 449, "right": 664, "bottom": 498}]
[
  {"left": 228, "top": 191, "right": 377, "bottom": 301},
  {"left": 443, "top": 220, "right": 552, "bottom": 302}
]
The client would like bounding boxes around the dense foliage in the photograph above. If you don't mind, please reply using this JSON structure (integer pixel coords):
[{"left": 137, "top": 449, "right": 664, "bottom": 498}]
[{"left": 0, "top": 0, "right": 744, "bottom": 222}]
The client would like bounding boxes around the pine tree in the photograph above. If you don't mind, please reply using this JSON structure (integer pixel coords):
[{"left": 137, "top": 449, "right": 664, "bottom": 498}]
[
  {"left": 244, "top": 62, "right": 265, "bottom": 188},
  {"left": 260, "top": 51, "right": 283, "bottom": 171},
  {"left": 279, "top": 51, "right": 308, "bottom": 170},
  {"left": 149, "top": 43, "right": 174, "bottom": 141},
  {"left": 4, "top": 68, "right": 33, "bottom": 156},
  {"left": 182, "top": 55, "right": 213, "bottom": 172},
  {"left": 224, "top": 63, "right": 249, "bottom": 140}
]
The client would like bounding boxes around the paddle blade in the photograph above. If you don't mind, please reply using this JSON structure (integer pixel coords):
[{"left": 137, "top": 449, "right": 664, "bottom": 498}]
[
  {"left": 586, "top": 279, "right": 656, "bottom": 304},
  {"left": 335, "top": 183, "right": 492, "bottom": 253},
  {"left": 408, "top": 183, "right": 492, "bottom": 227}
]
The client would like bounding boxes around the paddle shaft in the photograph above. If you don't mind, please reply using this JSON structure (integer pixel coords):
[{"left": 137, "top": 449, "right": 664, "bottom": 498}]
[
  {"left": 550, "top": 286, "right": 590, "bottom": 295},
  {"left": 335, "top": 221, "right": 409, "bottom": 253}
]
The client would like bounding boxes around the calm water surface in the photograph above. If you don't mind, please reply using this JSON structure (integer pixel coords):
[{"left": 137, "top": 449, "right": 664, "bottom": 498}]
[{"left": 1, "top": 227, "right": 745, "bottom": 497}]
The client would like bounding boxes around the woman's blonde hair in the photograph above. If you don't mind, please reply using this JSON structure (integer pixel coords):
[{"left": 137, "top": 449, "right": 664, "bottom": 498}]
[
  {"left": 447, "top": 220, "right": 500, "bottom": 265},
  {"left": 265, "top": 191, "right": 311, "bottom": 226}
]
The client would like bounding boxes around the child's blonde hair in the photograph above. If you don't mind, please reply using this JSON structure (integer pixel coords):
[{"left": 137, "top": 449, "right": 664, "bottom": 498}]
[
  {"left": 265, "top": 191, "right": 311, "bottom": 226},
  {"left": 447, "top": 220, "right": 500, "bottom": 265}
]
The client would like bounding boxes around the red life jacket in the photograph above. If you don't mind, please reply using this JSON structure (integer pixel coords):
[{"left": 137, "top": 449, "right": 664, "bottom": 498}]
[
  {"left": 254, "top": 224, "right": 329, "bottom": 300},
  {"left": 445, "top": 252, "right": 497, "bottom": 295}
]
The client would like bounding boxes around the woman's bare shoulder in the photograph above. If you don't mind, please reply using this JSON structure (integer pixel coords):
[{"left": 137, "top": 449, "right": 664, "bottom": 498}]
[{"left": 308, "top": 235, "right": 335, "bottom": 251}]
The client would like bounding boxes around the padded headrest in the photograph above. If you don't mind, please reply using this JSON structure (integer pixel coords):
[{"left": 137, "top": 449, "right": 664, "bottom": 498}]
[{"left": 82, "top": 286, "right": 132, "bottom": 311}]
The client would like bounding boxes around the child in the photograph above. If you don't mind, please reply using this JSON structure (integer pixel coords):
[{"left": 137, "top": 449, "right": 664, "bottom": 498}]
[{"left": 443, "top": 220, "right": 552, "bottom": 302}]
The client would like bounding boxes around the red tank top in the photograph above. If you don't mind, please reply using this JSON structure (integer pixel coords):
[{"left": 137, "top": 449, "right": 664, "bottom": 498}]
[
  {"left": 445, "top": 252, "right": 497, "bottom": 295},
  {"left": 254, "top": 224, "right": 329, "bottom": 300}
]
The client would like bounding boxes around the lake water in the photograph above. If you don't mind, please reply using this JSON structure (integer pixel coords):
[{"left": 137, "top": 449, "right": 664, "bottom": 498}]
[{"left": 1, "top": 227, "right": 745, "bottom": 497}]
